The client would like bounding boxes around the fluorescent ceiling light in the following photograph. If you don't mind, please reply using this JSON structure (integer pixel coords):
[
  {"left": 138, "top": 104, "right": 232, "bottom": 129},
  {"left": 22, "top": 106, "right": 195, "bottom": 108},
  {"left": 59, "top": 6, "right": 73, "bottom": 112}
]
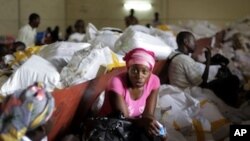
[{"left": 124, "top": 1, "right": 152, "bottom": 11}]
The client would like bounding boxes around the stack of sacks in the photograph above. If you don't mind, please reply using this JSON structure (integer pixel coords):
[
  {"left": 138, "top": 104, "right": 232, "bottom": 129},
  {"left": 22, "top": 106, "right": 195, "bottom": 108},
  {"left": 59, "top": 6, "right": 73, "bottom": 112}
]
[
  {"left": 190, "top": 86, "right": 250, "bottom": 123},
  {"left": 0, "top": 55, "right": 60, "bottom": 96},
  {"left": 158, "top": 85, "right": 230, "bottom": 141},
  {"left": 167, "top": 24, "right": 188, "bottom": 36},
  {"left": 123, "top": 25, "right": 151, "bottom": 34},
  {"left": 84, "top": 23, "right": 98, "bottom": 42},
  {"left": 89, "top": 30, "right": 122, "bottom": 51},
  {"left": 38, "top": 41, "right": 90, "bottom": 72},
  {"left": 228, "top": 16, "right": 250, "bottom": 37},
  {"left": 234, "top": 50, "right": 250, "bottom": 78},
  {"left": 224, "top": 17, "right": 250, "bottom": 41},
  {"left": 123, "top": 25, "right": 178, "bottom": 51},
  {"left": 3, "top": 46, "right": 42, "bottom": 70},
  {"left": 150, "top": 28, "right": 178, "bottom": 50},
  {"left": 101, "top": 27, "right": 122, "bottom": 33},
  {"left": 84, "top": 23, "right": 122, "bottom": 51},
  {"left": 183, "top": 20, "right": 221, "bottom": 39},
  {"left": 114, "top": 26, "right": 173, "bottom": 60},
  {"left": 60, "top": 45, "right": 125, "bottom": 87}
]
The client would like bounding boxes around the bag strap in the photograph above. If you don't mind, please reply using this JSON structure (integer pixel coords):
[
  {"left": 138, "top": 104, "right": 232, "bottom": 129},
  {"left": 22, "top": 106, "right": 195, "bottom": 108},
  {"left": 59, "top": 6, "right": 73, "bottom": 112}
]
[{"left": 159, "top": 53, "right": 182, "bottom": 84}]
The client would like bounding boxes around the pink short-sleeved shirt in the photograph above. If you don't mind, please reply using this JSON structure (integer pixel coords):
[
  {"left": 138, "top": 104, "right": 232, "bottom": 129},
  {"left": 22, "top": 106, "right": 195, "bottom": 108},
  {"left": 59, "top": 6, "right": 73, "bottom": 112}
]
[{"left": 99, "top": 72, "right": 160, "bottom": 117}]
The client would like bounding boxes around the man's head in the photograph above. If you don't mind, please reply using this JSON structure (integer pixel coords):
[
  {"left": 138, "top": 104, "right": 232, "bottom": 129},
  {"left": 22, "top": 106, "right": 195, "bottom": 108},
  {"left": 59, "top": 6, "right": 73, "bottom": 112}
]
[
  {"left": 154, "top": 12, "right": 159, "bottom": 20},
  {"left": 29, "top": 13, "right": 40, "bottom": 28},
  {"left": 130, "top": 9, "right": 135, "bottom": 16},
  {"left": 176, "top": 31, "right": 196, "bottom": 54},
  {"left": 12, "top": 41, "right": 26, "bottom": 52},
  {"left": 74, "top": 19, "right": 85, "bottom": 33}
]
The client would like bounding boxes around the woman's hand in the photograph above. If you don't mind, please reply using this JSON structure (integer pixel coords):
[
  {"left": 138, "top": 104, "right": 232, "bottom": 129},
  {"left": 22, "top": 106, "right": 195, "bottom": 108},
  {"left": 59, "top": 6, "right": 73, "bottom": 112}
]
[{"left": 141, "top": 116, "right": 161, "bottom": 136}]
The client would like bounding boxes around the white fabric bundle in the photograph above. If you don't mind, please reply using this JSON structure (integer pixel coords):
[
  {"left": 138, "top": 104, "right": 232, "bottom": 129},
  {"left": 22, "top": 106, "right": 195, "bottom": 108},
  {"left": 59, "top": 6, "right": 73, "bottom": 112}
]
[
  {"left": 158, "top": 85, "right": 230, "bottom": 140},
  {"left": 0, "top": 55, "right": 60, "bottom": 96},
  {"left": 60, "top": 45, "right": 125, "bottom": 87},
  {"left": 150, "top": 28, "right": 178, "bottom": 50},
  {"left": 114, "top": 28, "right": 172, "bottom": 60},
  {"left": 38, "top": 41, "right": 90, "bottom": 72},
  {"left": 184, "top": 20, "right": 221, "bottom": 39},
  {"left": 159, "top": 85, "right": 210, "bottom": 135},
  {"left": 89, "top": 30, "right": 121, "bottom": 51},
  {"left": 84, "top": 23, "right": 98, "bottom": 42}
]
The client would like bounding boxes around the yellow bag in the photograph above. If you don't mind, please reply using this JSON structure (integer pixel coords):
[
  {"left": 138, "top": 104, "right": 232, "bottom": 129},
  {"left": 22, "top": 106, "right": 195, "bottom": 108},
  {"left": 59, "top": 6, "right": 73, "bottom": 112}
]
[
  {"left": 25, "top": 46, "right": 42, "bottom": 57},
  {"left": 13, "top": 51, "right": 28, "bottom": 64},
  {"left": 106, "top": 52, "right": 125, "bottom": 71}
]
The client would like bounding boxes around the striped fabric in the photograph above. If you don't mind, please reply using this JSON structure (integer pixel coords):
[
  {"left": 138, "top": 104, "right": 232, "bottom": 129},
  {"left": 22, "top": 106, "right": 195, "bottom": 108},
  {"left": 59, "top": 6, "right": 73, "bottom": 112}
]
[{"left": 0, "top": 83, "right": 54, "bottom": 141}]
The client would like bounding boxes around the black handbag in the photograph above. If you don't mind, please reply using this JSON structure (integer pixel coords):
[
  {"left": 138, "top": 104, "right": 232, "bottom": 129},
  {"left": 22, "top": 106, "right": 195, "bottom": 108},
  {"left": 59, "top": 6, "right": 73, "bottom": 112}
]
[
  {"left": 216, "top": 65, "right": 232, "bottom": 79},
  {"left": 81, "top": 116, "right": 139, "bottom": 141}
]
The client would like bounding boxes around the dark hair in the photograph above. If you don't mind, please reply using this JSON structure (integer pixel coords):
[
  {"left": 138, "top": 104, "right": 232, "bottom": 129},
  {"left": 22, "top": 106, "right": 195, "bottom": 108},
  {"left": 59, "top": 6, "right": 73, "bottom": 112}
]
[
  {"left": 74, "top": 19, "right": 84, "bottom": 28},
  {"left": 0, "top": 44, "right": 8, "bottom": 57},
  {"left": 13, "top": 41, "right": 26, "bottom": 52},
  {"left": 176, "top": 31, "right": 193, "bottom": 47},
  {"left": 29, "top": 13, "right": 40, "bottom": 22}
]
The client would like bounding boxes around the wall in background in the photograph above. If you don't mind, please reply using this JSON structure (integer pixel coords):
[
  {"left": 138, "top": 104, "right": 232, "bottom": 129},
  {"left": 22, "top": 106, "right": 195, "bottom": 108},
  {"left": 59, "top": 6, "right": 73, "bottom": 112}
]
[
  {"left": 19, "top": 0, "right": 66, "bottom": 35},
  {"left": 0, "top": 0, "right": 249, "bottom": 37},
  {"left": 65, "top": 0, "right": 162, "bottom": 30},
  {"left": 66, "top": 0, "right": 250, "bottom": 30},
  {"left": 166, "top": 0, "right": 250, "bottom": 26},
  {"left": 0, "top": 1, "right": 18, "bottom": 36},
  {"left": 0, "top": 0, "right": 65, "bottom": 37}
]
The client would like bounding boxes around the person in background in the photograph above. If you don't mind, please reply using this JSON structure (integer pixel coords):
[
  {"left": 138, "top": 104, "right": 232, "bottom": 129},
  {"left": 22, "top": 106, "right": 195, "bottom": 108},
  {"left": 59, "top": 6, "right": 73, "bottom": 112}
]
[
  {"left": 99, "top": 48, "right": 167, "bottom": 141},
  {"left": 68, "top": 19, "right": 85, "bottom": 42},
  {"left": 43, "top": 27, "right": 53, "bottom": 44},
  {"left": 168, "top": 31, "right": 240, "bottom": 107},
  {"left": 152, "top": 12, "right": 162, "bottom": 27},
  {"left": 124, "top": 9, "right": 139, "bottom": 27},
  {"left": 0, "top": 44, "right": 9, "bottom": 69},
  {"left": 17, "top": 13, "right": 40, "bottom": 48},
  {"left": 11, "top": 41, "right": 26, "bottom": 53},
  {"left": 65, "top": 26, "right": 73, "bottom": 41},
  {"left": 51, "top": 25, "right": 62, "bottom": 43}
]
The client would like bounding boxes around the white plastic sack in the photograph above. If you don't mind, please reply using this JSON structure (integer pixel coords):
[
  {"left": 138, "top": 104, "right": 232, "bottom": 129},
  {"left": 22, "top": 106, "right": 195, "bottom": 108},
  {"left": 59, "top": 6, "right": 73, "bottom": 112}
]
[
  {"left": 38, "top": 41, "right": 90, "bottom": 72},
  {"left": 123, "top": 25, "right": 151, "bottom": 34},
  {"left": 114, "top": 29, "right": 172, "bottom": 60},
  {"left": 150, "top": 28, "right": 178, "bottom": 50},
  {"left": 158, "top": 85, "right": 211, "bottom": 135},
  {"left": 68, "top": 33, "right": 85, "bottom": 42},
  {"left": 60, "top": 46, "right": 125, "bottom": 87},
  {"left": 0, "top": 55, "right": 60, "bottom": 96},
  {"left": 89, "top": 30, "right": 121, "bottom": 51},
  {"left": 84, "top": 23, "right": 98, "bottom": 42},
  {"left": 184, "top": 20, "right": 220, "bottom": 39}
]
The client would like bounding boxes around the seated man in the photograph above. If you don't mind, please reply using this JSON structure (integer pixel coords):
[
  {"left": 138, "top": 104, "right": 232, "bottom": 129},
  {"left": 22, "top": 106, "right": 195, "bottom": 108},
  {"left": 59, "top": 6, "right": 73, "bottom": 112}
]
[{"left": 168, "top": 31, "right": 240, "bottom": 107}]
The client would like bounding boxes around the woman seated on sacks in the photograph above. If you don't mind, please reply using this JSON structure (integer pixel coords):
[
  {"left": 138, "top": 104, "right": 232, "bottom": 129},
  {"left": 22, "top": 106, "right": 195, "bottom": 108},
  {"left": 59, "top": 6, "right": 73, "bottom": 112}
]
[{"left": 99, "top": 48, "right": 167, "bottom": 141}]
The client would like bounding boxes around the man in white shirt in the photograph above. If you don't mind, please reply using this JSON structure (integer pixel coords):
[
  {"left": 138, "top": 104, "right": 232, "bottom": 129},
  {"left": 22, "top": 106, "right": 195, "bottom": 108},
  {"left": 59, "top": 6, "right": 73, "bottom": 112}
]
[
  {"left": 17, "top": 13, "right": 40, "bottom": 48},
  {"left": 168, "top": 31, "right": 211, "bottom": 89},
  {"left": 168, "top": 31, "right": 240, "bottom": 107},
  {"left": 68, "top": 19, "right": 85, "bottom": 42}
]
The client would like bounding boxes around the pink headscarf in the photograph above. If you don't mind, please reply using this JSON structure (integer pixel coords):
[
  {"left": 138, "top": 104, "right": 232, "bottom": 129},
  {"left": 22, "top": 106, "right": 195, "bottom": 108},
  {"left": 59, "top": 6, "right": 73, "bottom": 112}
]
[{"left": 123, "top": 48, "right": 156, "bottom": 71}]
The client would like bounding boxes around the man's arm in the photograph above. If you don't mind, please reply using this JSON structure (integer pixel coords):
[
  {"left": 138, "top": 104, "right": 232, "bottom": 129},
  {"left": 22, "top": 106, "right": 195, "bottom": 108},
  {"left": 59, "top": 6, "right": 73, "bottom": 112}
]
[{"left": 200, "top": 47, "right": 211, "bottom": 87}]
